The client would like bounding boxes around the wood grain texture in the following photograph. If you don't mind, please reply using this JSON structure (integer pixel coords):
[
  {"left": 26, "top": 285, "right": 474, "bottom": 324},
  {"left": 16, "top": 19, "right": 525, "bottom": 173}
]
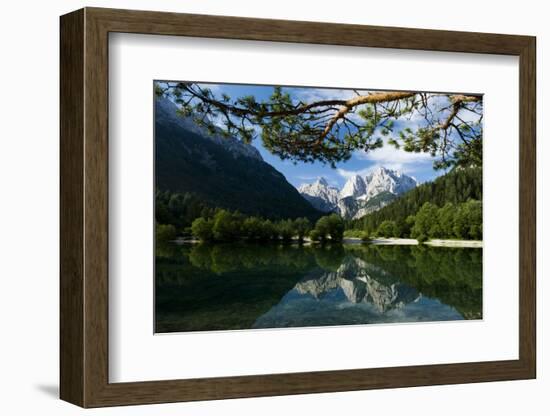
[
  {"left": 59, "top": 7, "right": 537, "bottom": 408},
  {"left": 518, "top": 38, "right": 537, "bottom": 376},
  {"left": 59, "top": 8, "right": 85, "bottom": 407},
  {"left": 89, "top": 7, "right": 532, "bottom": 55},
  {"left": 83, "top": 10, "right": 110, "bottom": 406}
]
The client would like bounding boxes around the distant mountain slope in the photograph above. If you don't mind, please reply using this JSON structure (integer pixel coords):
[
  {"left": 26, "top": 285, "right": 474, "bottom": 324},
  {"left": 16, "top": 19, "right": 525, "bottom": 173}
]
[
  {"left": 298, "top": 167, "right": 417, "bottom": 219},
  {"left": 353, "top": 167, "right": 482, "bottom": 231},
  {"left": 363, "top": 167, "right": 417, "bottom": 199},
  {"left": 297, "top": 178, "right": 340, "bottom": 212},
  {"left": 155, "top": 97, "right": 321, "bottom": 220}
]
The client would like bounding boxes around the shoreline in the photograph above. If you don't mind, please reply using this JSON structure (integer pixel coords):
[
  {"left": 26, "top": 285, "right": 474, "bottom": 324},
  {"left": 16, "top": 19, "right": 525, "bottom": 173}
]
[
  {"left": 425, "top": 239, "right": 483, "bottom": 248},
  {"left": 174, "top": 236, "right": 482, "bottom": 248},
  {"left": 344, "top": 237, "right": 482, "bottom": 248}
]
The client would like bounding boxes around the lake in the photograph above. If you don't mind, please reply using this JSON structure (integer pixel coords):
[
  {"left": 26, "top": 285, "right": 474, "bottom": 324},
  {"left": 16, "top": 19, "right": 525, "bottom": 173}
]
[{"left": 155, "top": 242, "right": 482, "bottom": 333}]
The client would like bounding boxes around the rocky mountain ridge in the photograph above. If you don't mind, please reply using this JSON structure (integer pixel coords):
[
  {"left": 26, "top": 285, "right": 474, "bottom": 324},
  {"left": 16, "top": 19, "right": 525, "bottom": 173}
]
[{"left": 298, "top": 167, "right": 418, "bottom": 219}]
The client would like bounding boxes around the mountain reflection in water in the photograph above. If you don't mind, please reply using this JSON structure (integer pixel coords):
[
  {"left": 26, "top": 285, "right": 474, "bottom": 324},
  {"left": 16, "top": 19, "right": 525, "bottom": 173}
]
[{"left": 155, "top": 243, "right": 482, "bottom": 333}]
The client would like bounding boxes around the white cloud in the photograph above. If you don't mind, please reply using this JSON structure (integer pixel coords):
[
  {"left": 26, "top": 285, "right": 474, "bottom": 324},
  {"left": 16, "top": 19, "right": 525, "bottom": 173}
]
[
  {"left": 337, "top": 139, "right": 435, "bottom": 180},
  {"left": 336, "top": 167, "right": 373, "bottom": 179},
  {"left": 296, "top": 174, "right": 323, "bottom": 181},
  {"left": 355, "top": 130, "right": 434, "bottom": 175},
  {"left": 337, "top": 161, "right": 428, "bottom": 183},
  {"left": 336, "top": 163, "right": 412, "bottom": 178},
  {"left": 359, "top": 144, "right": 433, "bottom": 165},
  {"left": 289, "top": 87, "right": 355, "bottom": 104}
]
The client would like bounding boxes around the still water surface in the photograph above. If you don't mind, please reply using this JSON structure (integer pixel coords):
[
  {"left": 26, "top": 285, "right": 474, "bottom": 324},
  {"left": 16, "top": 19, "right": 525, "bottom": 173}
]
[{"left": 155, "top": 243, "right": 482, "bottom": 333}]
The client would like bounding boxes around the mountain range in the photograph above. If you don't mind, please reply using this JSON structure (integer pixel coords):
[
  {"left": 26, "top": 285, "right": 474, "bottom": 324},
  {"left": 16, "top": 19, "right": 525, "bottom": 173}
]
[
  {"left": 156, "top": 95, "right": 419, "bottom": 222},
  {"left": 155, "top": 96, "right": 321, "bottom": 220},
  {"left": 298, "top": 167, "right": 418, "bottom": 219},
  {"left": 252, "top": 255, "right": 465, "bottom": 329},
  {"left": 293, "top": 256, "right": 421, "bottom": 312}
]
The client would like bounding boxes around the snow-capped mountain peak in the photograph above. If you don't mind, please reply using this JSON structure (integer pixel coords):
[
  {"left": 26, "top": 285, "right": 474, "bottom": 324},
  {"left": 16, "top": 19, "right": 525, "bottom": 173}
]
[
  {"left": 297, "top": 178, "right": 340, "bottom": 213},
  {"left": 365, "top": 167, "right": 417, "bottom": 199},
  {"left": 298, "top": 167, "right": 417, "bottom": 219},
  {"left": 339, "top": 175, "right": 367, "bottom": 200}
]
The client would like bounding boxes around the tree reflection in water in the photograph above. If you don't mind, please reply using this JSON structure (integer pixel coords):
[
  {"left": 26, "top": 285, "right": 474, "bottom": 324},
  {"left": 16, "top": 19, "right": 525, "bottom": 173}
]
[{"left": 155, "top": 242, "right": 482, "bottom": 333}]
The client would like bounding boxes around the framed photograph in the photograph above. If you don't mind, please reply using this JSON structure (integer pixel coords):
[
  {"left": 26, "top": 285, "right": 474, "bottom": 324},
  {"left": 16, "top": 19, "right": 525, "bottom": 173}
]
[{"left": 60, "top": 7, "right": 536, "bottom": 408}]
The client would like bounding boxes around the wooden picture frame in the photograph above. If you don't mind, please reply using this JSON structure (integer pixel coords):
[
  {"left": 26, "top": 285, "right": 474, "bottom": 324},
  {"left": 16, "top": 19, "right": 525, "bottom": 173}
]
[{"left": 60, "top": 7, "right": 536, "bottom": 408}]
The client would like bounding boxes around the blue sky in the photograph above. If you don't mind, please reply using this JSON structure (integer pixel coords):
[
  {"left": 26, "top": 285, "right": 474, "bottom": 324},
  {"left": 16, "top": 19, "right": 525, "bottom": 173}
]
[{"left": 175, "top": 82, "right": 448, "bottom": 189}]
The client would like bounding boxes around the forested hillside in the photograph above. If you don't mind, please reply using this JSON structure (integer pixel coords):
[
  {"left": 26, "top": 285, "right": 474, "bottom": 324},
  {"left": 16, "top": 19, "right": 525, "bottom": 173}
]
[
  {"left": 155, "top": 97, "right": 321, "bottom": 225},
  {"left": 349, "top": 167, "right": 482, "bottom": 237}
]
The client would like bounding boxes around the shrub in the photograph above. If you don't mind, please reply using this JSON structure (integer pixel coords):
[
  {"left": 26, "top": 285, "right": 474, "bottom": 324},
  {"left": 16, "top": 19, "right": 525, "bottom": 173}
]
[
  {"left": 212, "top": 210, "right": 242, "bottom": 241},
  {"left": 314, "top": 216, "right": 331, "bottom": 240},
  {"left": 156, "top": 223, "right": 177, "bottom": 242},
  {"left": 309, "top": 229, "right": 322, "bottom": 242},
  {"left": 376, "top": 220, "right": 398, "bottom": 238},
  {"left": 191, "top": 217, "right": 214, "bottom": 241},
  {"left": 293, "top": 217, "right": 312, "bottom": 242},
  {"left": 259, "top": 220, "right": 276, "bottom": 241},
  {"left": 416, "top": 233, "right": 428, "bottom": 243},
  {"left": 326, "top": 214, "right": 344, "bottom": 241},
  {"left": 360, "top": 232, "right": 371, "bottom": 243},
  {"left": 242, "top": 217, "right": 263, "bottom": 240},
  {"left": 313, "top": 214, "right": 344, "bottom": 241},
  {"left": 428, "top": 223, "right": 442, "bottom": 239},
  {"left": 278, "top": 219, "right": 295, "bottom": 241}
]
